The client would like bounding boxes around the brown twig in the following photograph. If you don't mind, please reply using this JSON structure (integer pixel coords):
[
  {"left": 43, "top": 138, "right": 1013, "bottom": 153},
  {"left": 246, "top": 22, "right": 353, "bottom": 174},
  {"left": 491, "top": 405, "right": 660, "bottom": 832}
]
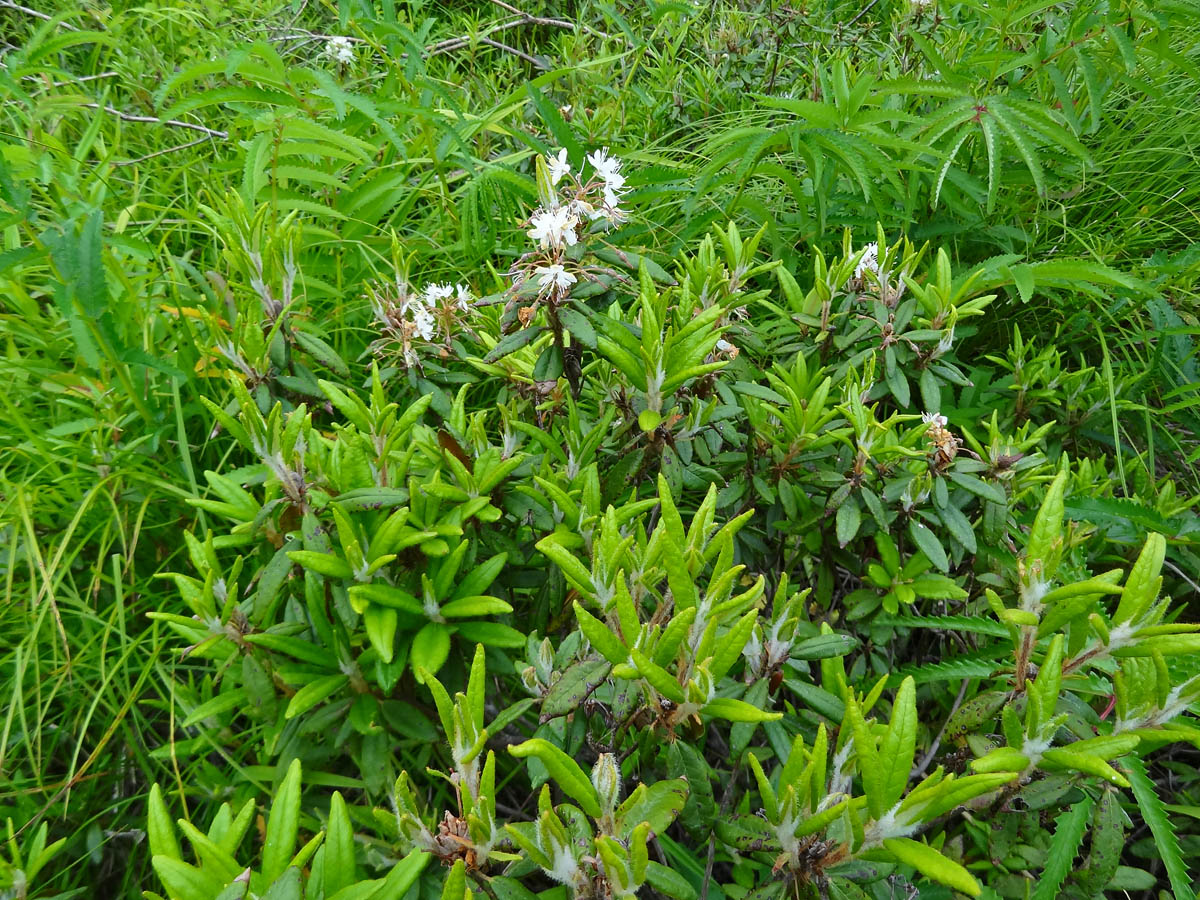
[
  {"left": 428, "top": 16, "right": 527, "bottom": 55},
  {"left": 488, "top": 0, "right": 614, "bottom": 40},
  {"left": 475, "top": 36, "right": 545, "bottom": 69},
  {"left": 911, "top": 677, "right": 970, "bottom": 779},
  {"left": 846, "top": 0, "right": 882, "bottom": 26},
  {"left": 82, "top": 104, "right": 228, "bottom": 139},
  {"left": 0, "top": 0, "right": 78, "bottom": 29},
  {"left": 24, "top": 71, "right": 119, "bottom": 88}
]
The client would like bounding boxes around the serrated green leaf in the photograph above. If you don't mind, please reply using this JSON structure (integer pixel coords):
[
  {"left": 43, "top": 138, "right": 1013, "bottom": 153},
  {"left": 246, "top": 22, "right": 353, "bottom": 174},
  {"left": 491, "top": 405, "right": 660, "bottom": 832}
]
[
  {"left": 1030, "top": 796, "right": 1094, "bottom": 900},
  {"left": 1126, "top": 755, "right": 1195, "bottom": 900}
]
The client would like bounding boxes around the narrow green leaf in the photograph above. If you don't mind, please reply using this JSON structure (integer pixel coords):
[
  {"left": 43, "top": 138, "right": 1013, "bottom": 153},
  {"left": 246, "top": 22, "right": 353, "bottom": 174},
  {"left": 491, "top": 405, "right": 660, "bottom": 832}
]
[
  {"left": 836, "top": 499, "right": 861, "bottom": 547},
  {"left": 410, "top": 623, "right": 452, "bottom": 681},
  {"left": 575, "top": 602, "right": 629, "bottom": 665},
  {"left": 508, "top": 738, "right": 602, "bottom": 816},
  {"left": 908, "top": 520, "right": 949, "bottom": 573},
  {"left": 285, "top": 675, "right": 348, "bottom": 720},
  {"left": 363, "top": 606, "right": 398, "bottom": 663},
  {"left": 485, "top": 326, "right": 542, "bottom": 363},
  {"left": 151, "top": 857, "right": 227, "bottom": 900},
  {"left": 559, "top": 307, "right": 597, "bottom": 349},
  {"left": 147, "top": 785, "right": 181, "bottom": 862},
  {"left": 701, "top": 698, "right": 782, "bottom": 723},
  {"left": 880, "top": 678, "right": 916, "bottom": 807},
  {"left": 324, "top": 791, "right": 356, "bottom": 896},
  {"left": 371, "top": 848, "right": 432, "bottom": 900},
  {"left": 630, "top": 647, "right": 686, "bottom": 704},
  {"left": 262, "top": 758, "right": 303, "bottom": 882},
  {"left": 882, "top": 838, "right": 980, "bottom": 897},
  {"left": 617, "top": 779, "right": 689, "bottom": 834},
  {"left": 441, "top": 859, "right": 468, "bottom": 900}
]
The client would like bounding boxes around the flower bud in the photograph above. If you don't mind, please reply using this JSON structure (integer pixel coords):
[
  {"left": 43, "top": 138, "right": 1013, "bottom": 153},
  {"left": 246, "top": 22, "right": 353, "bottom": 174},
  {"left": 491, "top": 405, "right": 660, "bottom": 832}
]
[
  {"left": 591, "top": 752, "right": 622, "bottom": 814},
  {"left": 689, "top": 664, "right": 715, "bottom": 706},
  {"left": 520, "top": 665, "right": 542, "bottom": 695},
  {"left": 536, "top": 637, "right": 555, "bottom": 682}
]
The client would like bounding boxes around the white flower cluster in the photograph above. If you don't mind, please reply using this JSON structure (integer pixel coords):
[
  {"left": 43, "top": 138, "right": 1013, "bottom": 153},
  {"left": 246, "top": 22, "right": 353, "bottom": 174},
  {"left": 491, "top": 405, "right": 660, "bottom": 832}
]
[
  {"left": 854, "top": 242, "right": 880, "bottom": 281},
  {"left": 520, "top": 147, "right": 630, "bottom": 300},
  {"left": 528, "top": 206, "right": 580, "bottom": 252},
  {"left": 852, "top": 240, "right": 907, "bottom": 304},
  {"left": 370, "top": 278, "right": 473, "bottom": 367},
  {"left": 534, "top": 263, "right": 577, "bottom": 292},
  {"left": 324, "top": 36, "right": 355, "bottom": 66},
  {"left": 528, "top": 148, "right": 629, "bottom": 246},
  {"left": 585, "top": 147, "right": 629, "bottom": 218}
]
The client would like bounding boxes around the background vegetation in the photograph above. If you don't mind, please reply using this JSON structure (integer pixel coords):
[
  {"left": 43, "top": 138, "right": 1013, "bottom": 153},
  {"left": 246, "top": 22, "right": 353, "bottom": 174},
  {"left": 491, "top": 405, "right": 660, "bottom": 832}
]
[{"left": 2, "top": 0, "right": 1200, "bottom": 898}]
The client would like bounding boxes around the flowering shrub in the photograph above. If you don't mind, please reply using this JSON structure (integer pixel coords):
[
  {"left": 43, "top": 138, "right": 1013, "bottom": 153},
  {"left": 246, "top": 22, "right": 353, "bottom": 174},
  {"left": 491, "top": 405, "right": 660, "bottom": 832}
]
[{"left": 147, "top": 143, "right": 1200, "bottom": 900}]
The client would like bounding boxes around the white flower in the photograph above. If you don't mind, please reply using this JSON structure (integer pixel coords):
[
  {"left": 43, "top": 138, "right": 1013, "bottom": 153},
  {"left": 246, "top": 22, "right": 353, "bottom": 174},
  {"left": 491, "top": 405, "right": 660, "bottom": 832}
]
[
  {"left": 535, "top": 264, "right": 577, "bottom": 293},
  {"left": 595, "top": 189, "right": 627, "bottom": 225},
  {"left": 569, "top": 197, "right": 598, "bottom": 221},
  {"left": 547, "top": 148, "right": 571, "bottom": 186},
  {"left": 933, "top": 325, "right": 955, "bottom": 359},
  {"left": 854, "top": 242, "right": 880, "bottom": 280},
  {"left": 911, "top": 0, "right": 933, "bottom": 10},
  {"left": 324, "top": 36, "right": 355, "bottom": 65},
  {"left": 922, "top": 412, "right": 948, "bottom": 427},
  {"left": 454, "top": 284, "right": 472, "bottom": 310},
  {"left": 527, "top": 206, "right": 579, "bottom": 250},
  {"left": 411, "top": 305, "right": 436, "bottom": 341},
  {"left": 587, "top": 147, "right": 623, "bottom": 185},
  {"left": 422, "top": 282, "right": 454, "bottom": 306}
]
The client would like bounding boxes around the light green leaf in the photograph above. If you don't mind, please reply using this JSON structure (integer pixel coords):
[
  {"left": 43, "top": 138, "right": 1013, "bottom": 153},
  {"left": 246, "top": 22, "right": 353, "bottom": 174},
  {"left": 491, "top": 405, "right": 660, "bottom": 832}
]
[
  {"left": 908, "top": 520, "right": 948, "bottom": 573},
  {"left": 542, "top": 658, "right": 612, "bottom": 719},
  {"left": 836, "top": 499, "right": 861, "bottom": 547},
  {"left": 508, "top": 738, "right": 601, "bottom": 817},
  {"left": 262, "top": 758, "right": 303, "bottom": 882},
  {"left": 880, "top": 678, "right": 916, "bottom": 808},
  {"left": 363, "top": 606, "right": 398, "bottom": 664},
  {"left": 882, "top": 837, "right": 980, "bottom": 897},
  {"left": 575, "top": 602, "right": 628, "bottom": 666},
  {"left": 285, "top": 675, "right": 349, "bottom": 720},
  {"left": 701, "top": 698, "right": 782, "bottom": 723},
  {"left": 147, "top": 785, "right": 181, "bottom": 862},
  {"left": 324, "top": 791, "right": 356, "bottom": 896},
  {"left": 617, "top": 779, "right": 689, "bottom": 834},
  {"left": 151, "top": 856, "right": 227, "bottom": 900},
  {"left": 410, "top": 623, "right": 452, "bottom": 681}
]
